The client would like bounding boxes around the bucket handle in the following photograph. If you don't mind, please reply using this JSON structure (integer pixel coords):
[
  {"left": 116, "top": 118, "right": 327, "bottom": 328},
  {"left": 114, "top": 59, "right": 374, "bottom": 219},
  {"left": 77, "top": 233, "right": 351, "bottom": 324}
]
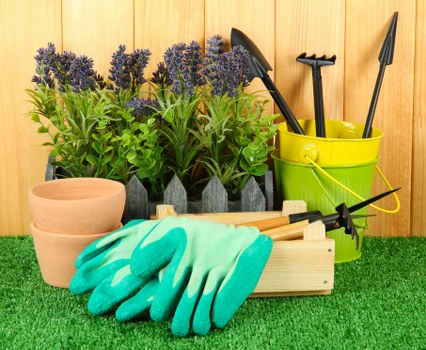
[{"left": 305, "top": 155, "right": 400, "bottom": 214}]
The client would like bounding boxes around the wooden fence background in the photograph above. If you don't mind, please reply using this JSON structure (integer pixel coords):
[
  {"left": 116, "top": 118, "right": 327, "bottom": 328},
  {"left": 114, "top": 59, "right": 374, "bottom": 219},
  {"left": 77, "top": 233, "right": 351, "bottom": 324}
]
[{"left": 0, "top": 0, "right": 424, "bottom": 237}]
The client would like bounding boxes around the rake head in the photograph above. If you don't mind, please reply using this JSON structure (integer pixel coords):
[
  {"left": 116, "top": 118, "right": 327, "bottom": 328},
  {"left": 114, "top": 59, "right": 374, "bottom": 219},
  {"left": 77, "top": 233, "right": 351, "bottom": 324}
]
[
  {"left": 297, "top": 53, "right": 336, "bottom": 67},
  {"left": 335, "top": 203, "right": 360, "bottom": 250}
]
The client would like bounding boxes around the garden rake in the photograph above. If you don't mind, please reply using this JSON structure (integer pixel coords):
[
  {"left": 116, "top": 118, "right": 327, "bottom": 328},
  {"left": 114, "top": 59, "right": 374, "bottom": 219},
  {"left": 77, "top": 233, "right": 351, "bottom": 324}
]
[{"left": 296, "top": 53, "right": 336, "bottom": 137}]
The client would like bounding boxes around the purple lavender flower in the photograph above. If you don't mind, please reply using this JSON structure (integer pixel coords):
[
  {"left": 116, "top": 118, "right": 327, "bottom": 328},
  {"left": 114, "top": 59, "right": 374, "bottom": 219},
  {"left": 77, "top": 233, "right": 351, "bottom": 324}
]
[
  {"left": 204, "top": 43, "right": 250, "bottom": 97},
  {"left": 32, "top": 42, "right": 57, "bottom": 88},
  {"left": 68, "top": 56, "right": 97, "bottom": 92},
  {"left": 128, "top": 49, "right": 151, "bottom": 85},
  {"left": 126, "top": 97, "right": 160, "bottom": 120},
  {"left": 151, "top": 62, "right": 171, "bottom": 87},
  {"left": 109, "top": 45, "right": 131, "bottom": 91},
  {"left": 185, "top": 41, "right": 204, "bottom": 87},
  {"left": 53, "top": 51, "right": 76, "bottom": 91},
  {"left": 163, "top": 41, "right": 203, "bottom": 97}
]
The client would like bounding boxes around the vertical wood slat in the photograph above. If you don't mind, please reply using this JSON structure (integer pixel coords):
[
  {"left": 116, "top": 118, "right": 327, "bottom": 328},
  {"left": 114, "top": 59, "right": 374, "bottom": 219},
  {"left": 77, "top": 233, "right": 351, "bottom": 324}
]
[
  {"left": 0, "top": 0, "right": 422, "bottom": 236},
  {"left": 202, "top": 175, "right": 228, "bottom": 213},
  {"left": 135, "top": 0, "right": 205, "bottom": 83},
  {"left": 62, "top": 0, "right": 134, "bottom": 76},
  {"left": 164, "top": 175, "right": 188, "bottom": 214},
  {"left": 241, "top": 177, "right": 266, "bottom": 212},
  {"left": 275, "top": 0, "right": 345, "bottom": 123},
  {"left": 411, "top": 0, "right": 426, "bottom": 237},
  {"left": 123, "top": 175, "right": 149, "bottom": 223},
  {"left": 0, "top": 0, "right": 62, "bottom": 235},
  {"left": 345, "top": 0, "right": 415, "bottom": 237}
]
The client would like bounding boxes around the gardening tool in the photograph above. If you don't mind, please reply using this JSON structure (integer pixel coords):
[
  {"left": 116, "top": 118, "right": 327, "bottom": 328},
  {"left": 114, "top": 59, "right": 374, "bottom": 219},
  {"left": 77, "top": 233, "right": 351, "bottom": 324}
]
[
  {"left": 362, "top": 12, "right": 398, "bottom": 138},
  {"left": 239, "top": 187, "right": 400, "bottom": 248},
  {"left": 230, "top": 28, "right": 305, "bottom": 135},
  {"left": 296, "top": 53, "right": 336, "bottom": 137}
]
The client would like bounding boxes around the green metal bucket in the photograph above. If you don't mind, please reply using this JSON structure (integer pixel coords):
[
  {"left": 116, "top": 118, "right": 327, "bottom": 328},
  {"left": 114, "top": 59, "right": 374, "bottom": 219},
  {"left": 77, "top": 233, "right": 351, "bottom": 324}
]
[{"left": 273, "top": 151, "right": 378, "bottom": 263}]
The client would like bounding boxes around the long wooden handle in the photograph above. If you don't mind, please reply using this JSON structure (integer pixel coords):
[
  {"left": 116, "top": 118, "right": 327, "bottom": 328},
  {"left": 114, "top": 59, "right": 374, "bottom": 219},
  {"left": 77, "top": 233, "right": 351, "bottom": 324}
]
[
  {"left": 236, "top": 216, "right": 291, "bottom": 231},
  {"left": 261, "top": 220, "right": 309, "bottom": 241}
]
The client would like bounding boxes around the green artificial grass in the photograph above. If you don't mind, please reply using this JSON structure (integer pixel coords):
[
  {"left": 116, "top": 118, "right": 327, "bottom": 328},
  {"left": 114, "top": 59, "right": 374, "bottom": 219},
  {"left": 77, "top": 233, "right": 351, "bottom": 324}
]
[{"left": 1, "top": 236, "right": 425, "bottom": 350}]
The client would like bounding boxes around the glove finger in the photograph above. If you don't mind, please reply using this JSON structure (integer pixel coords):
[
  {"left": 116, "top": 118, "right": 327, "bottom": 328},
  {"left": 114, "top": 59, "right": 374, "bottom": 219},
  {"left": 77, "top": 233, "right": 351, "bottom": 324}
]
[
  {"left": 212, "top": 235, "right": 273, "bottom": 329},
  {"left": 115, "top": 277, "right": 159, "bottom": 322},
  {"left": 87, "top": 265, "right": 144, "bottom": 316},
  {"left": 192, "top": 266, "right": 226, "bottom": 336},
  {"left": 75, "top": 219, "right": 146, "bottom": 269},
  {"left": 149, "top": 240, "right": 190, "bottom": 322},
  {"left": 171, "top": 269, "right": 206, "bottom": 337},
  {"left": 130, "top": 227, "right": 185, "bottom": 282},
  {"left": 69, "top": 245, "right": 128, "bottom": 295}
]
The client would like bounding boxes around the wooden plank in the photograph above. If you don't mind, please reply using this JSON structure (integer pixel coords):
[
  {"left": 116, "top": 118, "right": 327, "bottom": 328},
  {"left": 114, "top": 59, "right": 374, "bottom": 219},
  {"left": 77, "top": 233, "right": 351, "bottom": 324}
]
[
  {"left": 276, "top": 0, "right": 345, "bottom": 123},
  {"left": 205, "top": 0, "right": 275, "bottom": 115},
  {"left": 135, "top": 0, "right": 205, "bottom": 83},
  {"left": 62, "top": 0, "right": 134, "bottom": 76},
  {"left": 412, "top": 0, "right": 426, "bottom": 237},
  {"left": 253, "top": 238, "right": 335, "bottom": 294},
  {"left": 0, "top": 0, "right": 62, "bottom": 235},
  {"left": 345, "top": 0, "right": 415, "bottom": 237}
]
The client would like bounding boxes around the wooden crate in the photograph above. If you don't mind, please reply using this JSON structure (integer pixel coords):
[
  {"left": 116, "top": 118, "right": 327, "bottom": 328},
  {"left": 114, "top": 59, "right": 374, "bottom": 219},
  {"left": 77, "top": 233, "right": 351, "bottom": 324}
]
[{"left": 155, "top": 202, "right": 335, "bottom": 297}]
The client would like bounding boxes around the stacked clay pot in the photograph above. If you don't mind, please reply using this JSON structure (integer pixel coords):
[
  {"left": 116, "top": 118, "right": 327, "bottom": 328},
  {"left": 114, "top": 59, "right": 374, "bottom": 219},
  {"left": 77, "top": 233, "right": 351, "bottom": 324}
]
[{"left": 28, "top": 178, "right": 126, "bottom": 288}]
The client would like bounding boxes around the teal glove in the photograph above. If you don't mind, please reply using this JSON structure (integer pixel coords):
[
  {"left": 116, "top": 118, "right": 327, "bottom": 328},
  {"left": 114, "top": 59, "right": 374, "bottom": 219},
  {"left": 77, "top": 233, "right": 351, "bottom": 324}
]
[
  {"left": 118, "top": 216, "right": 272, "bottom": 336},
  {"left": 69, "top": 219, "right": 161, "bottom": 315}
]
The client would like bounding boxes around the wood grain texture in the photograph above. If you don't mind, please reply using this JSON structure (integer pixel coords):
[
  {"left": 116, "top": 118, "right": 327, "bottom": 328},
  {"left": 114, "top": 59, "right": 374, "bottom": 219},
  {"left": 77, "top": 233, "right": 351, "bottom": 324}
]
[
  {"left": 205, "top": 0, "right": 276, "bottom": 115},
  {"left": 0, "top": 0, "right": 61, "bottom": 235},
  {"left": 411, "top": 0, "right": 426, "bottom": 237},
  {"left": 135, "top": 0, "right": 205, "bottom": 82},
  {"left": 0, "top": 0, "right": 423, "bottom": 236},
  {"left": 62, "top": 0, "right": 134, "bottom": 76},
  {"left": 275, "top": 0, "right": 345, "bottom": 122},
  {"left": 345, "top": 0, "right": 415, "bottom": 237}
]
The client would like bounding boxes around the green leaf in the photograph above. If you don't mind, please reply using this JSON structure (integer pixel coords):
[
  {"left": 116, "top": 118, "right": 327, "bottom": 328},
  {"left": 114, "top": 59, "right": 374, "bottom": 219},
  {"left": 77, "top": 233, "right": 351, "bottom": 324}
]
[
  {"left": 86, "top": 154, "right": 98, "bottom": 166},
  {"left": 37, "top": 126, "right": 49, "bottom": 133}
]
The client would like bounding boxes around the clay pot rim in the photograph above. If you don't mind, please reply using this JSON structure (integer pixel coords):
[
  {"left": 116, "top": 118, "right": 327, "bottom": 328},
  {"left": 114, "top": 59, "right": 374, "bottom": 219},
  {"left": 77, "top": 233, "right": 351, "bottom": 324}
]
[
  {"left": 29, "top": 177, "right": 125, "bottom": 203},
  {"left": 30, "top": 221, "right": 122, "bottom": 239}
]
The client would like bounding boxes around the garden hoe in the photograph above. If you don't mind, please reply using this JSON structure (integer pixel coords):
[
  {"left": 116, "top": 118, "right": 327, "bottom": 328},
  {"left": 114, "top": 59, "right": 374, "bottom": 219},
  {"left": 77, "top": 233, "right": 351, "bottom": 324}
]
[
  {"left": 296, "top": 53, "right": 336, "bottom": 138},
  {"left": 230, "top": 28, "right": 305, "bottom": 135},
  {"left": 362, "top": 11, "right": 398, "bottom": 138},
  {"left": 240, "top": 187, "right": 400, "bottom": 248}
]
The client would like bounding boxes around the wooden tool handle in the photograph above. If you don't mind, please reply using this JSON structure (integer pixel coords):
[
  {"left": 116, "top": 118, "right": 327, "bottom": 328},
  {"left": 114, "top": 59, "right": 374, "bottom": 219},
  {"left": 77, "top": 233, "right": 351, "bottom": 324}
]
[
  {"left": 236, "top": 216, "right": 291, "bottom": 231},
  {"left": 261, "top": 220, "right": 308, "bottom": 241}
]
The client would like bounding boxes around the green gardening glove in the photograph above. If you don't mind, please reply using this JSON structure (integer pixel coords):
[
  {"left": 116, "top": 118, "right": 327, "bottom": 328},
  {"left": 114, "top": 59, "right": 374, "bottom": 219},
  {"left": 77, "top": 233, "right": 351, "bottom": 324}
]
[
  {"left": 117, "top": 216, "right": 273, "bottom": 337},
  {"left": 69, "top": 219, "right": 162, "bottom": 316}
]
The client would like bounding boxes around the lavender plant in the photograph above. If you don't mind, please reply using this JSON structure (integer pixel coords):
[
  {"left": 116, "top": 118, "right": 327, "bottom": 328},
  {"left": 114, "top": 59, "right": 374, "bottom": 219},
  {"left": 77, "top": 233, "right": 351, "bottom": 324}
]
[
  {"left": 27, "top": 43, "right": 159, "bottom": 184},
  {"left": 28, "top": 37, "right": 277, "bottom": 200}
]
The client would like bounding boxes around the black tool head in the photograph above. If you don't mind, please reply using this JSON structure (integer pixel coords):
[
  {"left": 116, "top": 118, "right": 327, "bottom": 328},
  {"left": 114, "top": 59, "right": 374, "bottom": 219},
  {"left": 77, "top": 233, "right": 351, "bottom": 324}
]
[
  {"left": 347, "top": 187, "right": 400, "bottom": 214},
  {"left": 230, "top": 28, "right": 272, "bottom": 81},
  {"left": 335, "top": 203, "right": 360, "bottom": 250},
  {"left": 296, "top": 53, "right": 336, "bottom": 67},
  {"left": 378, "top": 12, "right": 398, "bottom": 65}
]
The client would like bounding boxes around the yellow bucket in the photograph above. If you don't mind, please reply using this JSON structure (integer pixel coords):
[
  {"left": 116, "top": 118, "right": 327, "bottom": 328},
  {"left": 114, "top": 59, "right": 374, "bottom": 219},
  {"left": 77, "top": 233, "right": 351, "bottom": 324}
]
[
  {"left": 278, "top": 120, "right": 383, "bottom": 166},
  {"left": 276, "top": 120, "right": 399, "bottom": 263}
]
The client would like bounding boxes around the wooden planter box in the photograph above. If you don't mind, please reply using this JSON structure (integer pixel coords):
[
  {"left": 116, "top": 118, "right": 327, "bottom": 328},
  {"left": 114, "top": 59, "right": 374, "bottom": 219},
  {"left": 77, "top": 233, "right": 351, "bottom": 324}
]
[
  {"left": 155, "top": 202, "right": 335, "bottom": 297},
  {"left": 45, "top": 156, "right": 274, "bottom": 222}
]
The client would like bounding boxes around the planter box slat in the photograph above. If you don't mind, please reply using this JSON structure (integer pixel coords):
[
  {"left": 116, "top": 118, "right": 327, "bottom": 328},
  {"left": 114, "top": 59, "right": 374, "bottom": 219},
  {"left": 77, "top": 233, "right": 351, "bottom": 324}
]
[
  {"left": 123, "top": 176, "right": 149, "bottom": 223},
  {"left": 241, "top": 176, "right": 266, "bottom": 212},
  {"left": 202, "top": 175, "right": 228, "bottom": 213}
]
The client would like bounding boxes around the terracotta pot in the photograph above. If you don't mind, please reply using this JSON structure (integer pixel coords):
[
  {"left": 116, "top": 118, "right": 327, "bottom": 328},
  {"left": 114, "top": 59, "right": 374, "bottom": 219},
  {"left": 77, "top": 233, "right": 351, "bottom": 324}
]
[
  {"left": 30, "top": 222, "right": 122, "bottom": 288},
  {"left": 29, "top": 178, "right": 125, "bottom": 235}
]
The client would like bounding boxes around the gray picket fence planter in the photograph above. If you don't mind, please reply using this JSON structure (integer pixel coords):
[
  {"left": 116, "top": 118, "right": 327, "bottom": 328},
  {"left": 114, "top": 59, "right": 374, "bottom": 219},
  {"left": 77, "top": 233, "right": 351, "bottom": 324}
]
[{"left": 45, "top": 156, "right": 274, "bottom": 223}]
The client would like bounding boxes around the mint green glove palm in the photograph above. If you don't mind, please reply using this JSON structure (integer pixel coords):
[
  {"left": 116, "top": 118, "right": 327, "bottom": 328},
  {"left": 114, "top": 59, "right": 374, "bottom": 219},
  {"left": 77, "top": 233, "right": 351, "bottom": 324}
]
[
  {"left": 69, "top": 219, "right": 161, "bottom": 316},
  {"left": 118, "top": 216, "right": 273, "bottom": 337}
]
